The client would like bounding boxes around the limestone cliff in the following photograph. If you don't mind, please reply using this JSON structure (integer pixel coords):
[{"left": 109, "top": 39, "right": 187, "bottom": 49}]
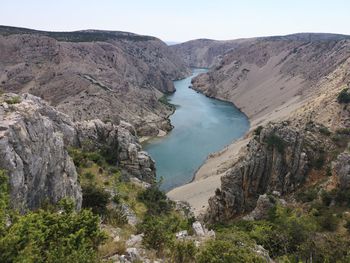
[
  {"left": 0, "top": 26, "right": 190, "bottom": 136},
  {"left": 0, "top": 93, "right": 155, "bottom": 211},
  {"left": 206, "top": 121, "right": 333, "bottom": 222}
]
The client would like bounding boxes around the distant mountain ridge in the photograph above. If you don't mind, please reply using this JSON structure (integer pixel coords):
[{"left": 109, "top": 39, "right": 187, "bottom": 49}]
[
  {"left": 0, "top": 25, "right": 190, "bottom": 136},
  {"left": 0, "top": 25, "right": 157, "bottom": 42}
]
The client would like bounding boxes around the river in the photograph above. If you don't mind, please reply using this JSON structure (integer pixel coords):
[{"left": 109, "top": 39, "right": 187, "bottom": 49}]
[{"left": 143, "top": 68, "right": 249, "bottom": 190}]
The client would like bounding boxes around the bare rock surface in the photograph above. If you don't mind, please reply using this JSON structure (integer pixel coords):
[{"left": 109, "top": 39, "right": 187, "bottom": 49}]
[
  {"left": 0, "top": 26, "right": 190, "bottom": 136},
  {"left": 206, "top": 122, "right": 330, "bottom": 222},
  {"left": 0, "top": 93, "right": 81, "bottom": 210}
]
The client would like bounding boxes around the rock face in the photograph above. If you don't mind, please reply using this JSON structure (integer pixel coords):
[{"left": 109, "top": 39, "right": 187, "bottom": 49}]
[
  {"left": 178, "top": 33, "right": 350, "bottom": 121},
  {"left": 206, "top": 122, "right": 328, "bottom": 222},
  {"left": 0, "top": 26, "right": 190, "bottom": 136},
  {"left": 170, "top": 38, "right": 246, "bottom": 68},
  {"left": 0, "top": 93, "right": 156, "bottom": 210},
  {"left": 0, "top": 93, "right": 81, "bottom": 211},
  {"left": 75, "top": 119, "right": 155, "bottom": 183},
  {"left": 334, "top": 152, "right": 350, "bottom": 190}
]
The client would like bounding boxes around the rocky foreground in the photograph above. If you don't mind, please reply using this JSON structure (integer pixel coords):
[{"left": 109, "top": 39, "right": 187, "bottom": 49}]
[{"left": 0, "top": 93, "right": 155, "bottom": 211}]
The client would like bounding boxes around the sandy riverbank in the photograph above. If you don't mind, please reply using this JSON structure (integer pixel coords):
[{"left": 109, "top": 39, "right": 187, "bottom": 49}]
[{"left": 167, "top": 94, "right": 307, "bottom": 216}]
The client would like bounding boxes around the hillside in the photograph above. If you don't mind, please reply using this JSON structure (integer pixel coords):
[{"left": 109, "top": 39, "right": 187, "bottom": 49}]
[
  {"left": 0, "top": 26, "right": 190, "bottom": 137},
  {"left": 169, "top": 33, "right": 350, "bottom": 215}
]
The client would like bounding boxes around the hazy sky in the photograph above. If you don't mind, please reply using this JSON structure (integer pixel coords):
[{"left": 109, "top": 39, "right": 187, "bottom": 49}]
[{"left": 2, "top": 0, "right": 350, "bottom": 42}]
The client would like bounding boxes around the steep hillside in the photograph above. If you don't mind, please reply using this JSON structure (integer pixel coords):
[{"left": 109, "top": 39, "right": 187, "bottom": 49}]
[
  {"left": 0, "top": 26, "right": 190, "bottom": 137},
  {"left": 169, "top": 33, "right": 350, "bottom": 216},
  {"left": 170, "top": 38, "right": 246, "bottom": 68},
  {"left": 191, "top": 33, "right": 350, "bottom": 123},
  {"left": 0, "top": 93, "right": 155, "bottom": 211}
]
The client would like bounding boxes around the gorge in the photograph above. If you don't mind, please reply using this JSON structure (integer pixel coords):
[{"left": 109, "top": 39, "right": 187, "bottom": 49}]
[
  {"left": 1, "top": 25, "right": 350, "bottom": 262},
  {"left": 143, "top": 68, "right": 249, "bottom": 190}
]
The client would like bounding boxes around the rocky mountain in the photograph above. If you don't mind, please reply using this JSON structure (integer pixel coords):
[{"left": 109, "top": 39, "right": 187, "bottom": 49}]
[
  {"left": 0, "top": 93, "right": 155, "bottom": 211},
  {"left": 0, "top": 26, "right": 190, "bottom": 137},
  {"left": 169, "top": 33, "right": 350, "bottom": 221},
  {"left": 190, "top": 33, "right": 350, "bottom": 122},
  {"left": 170, "top": 38, "right": 247, "bottom": 68}
]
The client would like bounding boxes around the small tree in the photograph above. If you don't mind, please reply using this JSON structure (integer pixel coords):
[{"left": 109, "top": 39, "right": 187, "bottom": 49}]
[{"left": 337, "top": 88, "right": 350, "bottom": 103}]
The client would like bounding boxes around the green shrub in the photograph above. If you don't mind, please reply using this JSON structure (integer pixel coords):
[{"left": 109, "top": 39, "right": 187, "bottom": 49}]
[
  {"left": 169, "top": 240, "right": 197, "bottom": 263},
  {"left": 312, "top": 154, "right": 325, "bottom": 170},
  {"left": 82, "top": 183, "right": 110, "bottom": 215},
  {"left": 5, "top": 96, "right": 21, "bottom": 104},
  {"left": 337, "top": 88, "right": 350, "bottom": 103},
  {"left": 104, "top": 206, "right": 127, "bottom": 227},
  {"left": 254, "top": 126, "right": 263, "bottom": 136},
  {"left": 158, "top": 95, "right": 174, "bottom": 108},
  {"left": 137, "top": 215, "right": 174, "bottom": 253},
  {"left": 137, "top": 186, "right": 173, "bottom": 215},
  {"left": 321, "top": 190, "right": 333, "bottom": 206},
  {"left": 317, "top": 211, "right": 339, "bottom": 231},
  {"left": 344, "top": 219, "right": 350, "bottom": 233},
  {"left": 196, "top": 239, "right": 263, "bottom": 263},
  {"left": 83, "top": 171, "right": 95, "bottom": 180},
  {"left": 336, "top": 128, "right": 350, "bottom": 135},
  {"left": 319, "top": 126, "right": 331, "bottom": 136},
  {"left": 0, "top": 200, "right": 106, "bottom": 263},
  {"left": 0, "top": 170, "right": 9, "bottom": 236},
  {"left": 296, "top": 188, "right": 318, "bottom": 203},
  {"left": 265, "top": 134, "right": 286, "bottom": 153}
]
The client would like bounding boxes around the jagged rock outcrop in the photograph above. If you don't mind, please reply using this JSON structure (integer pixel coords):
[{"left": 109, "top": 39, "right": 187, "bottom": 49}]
[
  {"left": 243, "top": 192, "right": 287, "bottom": 221},
  {"left": 0, "top": 93, "right": 81, "bottom": 211},
  {"left": 0, "top": 93, "right": 155, "bottom": 211},
  {"left": 0, "top": 25, "right": 190, "bottom": 136},
  {"left": 334, "top": 152, "right": 350, "bottom": 190},
  {"left": 74, "top": 119, "right": 155, "bottom": 183},
  {"left": 206, "top": 122, "right": 329, "bottom": 222}
]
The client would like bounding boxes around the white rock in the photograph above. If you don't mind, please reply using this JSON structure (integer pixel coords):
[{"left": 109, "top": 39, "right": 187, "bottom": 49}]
[
  {"left": 192, "top": 221, "right": 205, "bottom": 236},
  {"left": 126, "top": 234, "right": 143, "bottom": 247},
  {"left": 176, "top": 230, "right": 188, "bottom": 239}
]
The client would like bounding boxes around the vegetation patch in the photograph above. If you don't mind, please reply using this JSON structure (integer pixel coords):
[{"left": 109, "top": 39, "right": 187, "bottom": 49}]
[
  {"left": 265, "top": 133, "right": 286, "bottom": 153},
  {"left": 253, "top": 126, "right": 263, "bottom": 137},
  {"left": 337, "top": 88, "right": 350, "bottom": 103},
  {"left": 5, "top": 96, "right": 21, "bottom": 105},
  {"left": 319, "top": 126, "right": 331, "bottom": 136},
  {"left": 158, "top": 95, "right": 175, "bottom": 109}
]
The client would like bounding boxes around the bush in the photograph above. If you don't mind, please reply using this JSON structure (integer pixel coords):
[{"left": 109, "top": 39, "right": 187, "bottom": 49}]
[
  {"left": 0, "top": 170, "right": 9, "bottom": 236},
  {"left": 319, "top": 126, "right": 331, "bottom": 136},
  {"left": 5, "top": 96, "right": 21, "bottom": 104},
  {"left": 82, "top": 183, "right": 110, "bottom": 215},
  {"left": 137, "top": 215, "right": 174, "bottom": 253},
  {"left": 265, "top": 134, "right": 286, "bottom": 153},
  {"left": 312, "top": 154, "right": 325, "bottom": 170},
  {"left": 337, "top": 88, "right": 350, "bottom": 103},
  {"left": 254, "top": 126, "right": 263, "bottom": 136},
  {"left": 196, "top": 239, "right": 263, "bottom": 263},
  {"left": 296, "top": 188, "right": 318, "bottom": 203},
  {"left": 317, "top": 211, "right": 339, "bottom": 231},
  {"left": 137, "top": 212, "right": 191, "bottom": 255},
  {"left": 104, "top": 206, "right": 127, "bottom": 227},
  {"left": 158, "top": 95, "right": 174, "bottom": 108},
  {"left": 344, "top": 219, "right": 350, "bottom": 233},
  {"left": 336, "top": 128, "right": 350, "bottom": 135},
  {"left": 137, "top": 186, "right": 173, "bottom": 215},
  {"left": 169, "top": 240, "right": 197, "bottom": 263},
  {"left": 0, "top": 200, "right": 106, "bottom": 263}
]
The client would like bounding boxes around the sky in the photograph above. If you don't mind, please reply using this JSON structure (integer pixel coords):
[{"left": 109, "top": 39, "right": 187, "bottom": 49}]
[{"left": 1, "top": 0, "right": 350, "bottom": 42}]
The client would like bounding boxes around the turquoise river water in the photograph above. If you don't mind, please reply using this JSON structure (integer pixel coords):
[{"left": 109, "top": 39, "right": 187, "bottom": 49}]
[{"left": 143, "top": 68, "right": 249, "bottom": 191}]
